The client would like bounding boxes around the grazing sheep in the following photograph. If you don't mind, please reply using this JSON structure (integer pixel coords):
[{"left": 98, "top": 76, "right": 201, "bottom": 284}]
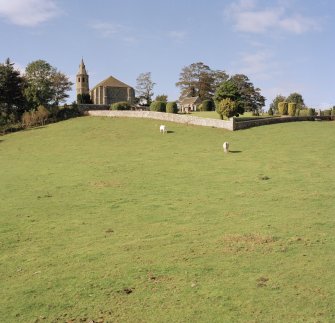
[
  {"left": 223, "top": 142, "right": 229, "bottom": 153},
  {"left": 160, "top": 125, "right": 167, "bottom": 133}
]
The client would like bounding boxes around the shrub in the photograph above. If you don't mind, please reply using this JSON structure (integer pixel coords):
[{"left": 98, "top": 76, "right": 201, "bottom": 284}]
[
  {"left": 216, "top": 98, "right": 237, "bottom": 119},
  {"left": 36, "top": 105, "right": 50, "bottom": 125},
  {"left": 150, "top": 101, "right": 166, "bottom": 112},
  {"left": 297, "top": 108, "right": 307, "bottom": 116},
  {"left": 278, "top": 102, "right": 288, "bottom": 115},
  {"left": 201, "top": 100, "right": 214, "bottom": 111},
  {"left": 321, "top": 109, "right": 331, "bottom": 116},
  {"left": 268, "top": 107, "right": 274, "bottom": 116},
  {"left": 288, "top": 103, "right": 297, "bottom": 116},
  {"left": 110, "top": 101, "right": 131, "bottom": 110},
  {"left": 166, "top": 101, "right": 178, "bottom": 114},
  {"left": 56, "top": 105, "right": 81, "bottom": 121},
  {"left": 307, "top": 108, "right": 315, "bottom": 116},
  {"left": 77, "top": 93, "right": 92, "bottom": 104},
  {"left": 22, "top": 110, "right": 37, "bottom": 128}
]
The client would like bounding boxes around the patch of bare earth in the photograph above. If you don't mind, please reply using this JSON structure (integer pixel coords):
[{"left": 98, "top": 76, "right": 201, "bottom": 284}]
[{"left": 220, "top": 233, "right": 278, "bottom": 253}]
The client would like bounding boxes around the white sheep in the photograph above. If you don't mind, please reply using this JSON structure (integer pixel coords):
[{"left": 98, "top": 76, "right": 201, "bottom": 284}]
[
  {"left": 223, "top": 142, "right": 229, "bottom": 153},
  {"left": 160, "top": 125, "right": 167, "bottom": 133}
]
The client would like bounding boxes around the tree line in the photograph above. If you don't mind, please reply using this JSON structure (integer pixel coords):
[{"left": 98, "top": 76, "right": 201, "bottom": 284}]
[
  {"left": 0, "top": 58, "right": 73, "bottom": 132},
  {"left": 135, "top": 62, "right": 266, "bottom": 119}
]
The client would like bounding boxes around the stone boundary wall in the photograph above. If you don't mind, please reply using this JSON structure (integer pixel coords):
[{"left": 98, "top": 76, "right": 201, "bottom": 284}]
[
  {"left": 234, "top": 116, "right": 333, "bottom": 130},
  {"left": 87, "top": 110, "right": 234, "bottom": 131},
  {"left": 79, "top": 104, "right": 109, "bottom": 111},
  {"left": 87, "top": 110, "right": 333, "bottom": 131}
]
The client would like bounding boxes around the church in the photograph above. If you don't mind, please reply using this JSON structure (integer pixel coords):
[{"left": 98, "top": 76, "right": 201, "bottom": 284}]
[{"left": 76, "top": 59, "right": 135, "bottom": 105}]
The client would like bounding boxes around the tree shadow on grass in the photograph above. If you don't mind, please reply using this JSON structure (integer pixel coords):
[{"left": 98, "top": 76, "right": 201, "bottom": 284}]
[
  {"left": 24, "top": 126, "right": 47, "bottom": 132},
  {"left": 0, "top": 139, "right": 3, "bottom": 143},
  {"left": 229, "top": 150, "right": 242, "bottom": 153}
]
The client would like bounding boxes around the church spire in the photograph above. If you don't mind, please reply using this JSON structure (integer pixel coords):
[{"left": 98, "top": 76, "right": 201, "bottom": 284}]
[
  {"left": 78, "top": 57, "right": 88, "bottom": 75},
  {"left": 76, "top": 58, "right": 89, "bottom": 97}
]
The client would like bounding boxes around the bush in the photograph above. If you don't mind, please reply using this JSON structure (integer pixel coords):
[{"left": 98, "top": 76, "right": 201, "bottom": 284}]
[
  {"left": 307, "top": 108, "right": 315, "bottom": 116},
  {"left": 216, "top": 98, "right": 237, "bottom": 119},
  {"left": 288, "top": 103, "right": 297, "bottom": 116},
  {"left": 268, "top": 107, "right": 274, "bottom": 116},
  {"left": 201, "top": 100, "right": 214, "bottom": 111},
  {"left": 278, "top": 102, "right": 288, "bottom": 115},
  {"left": 22, "top": 110, "right": 37, "bottom": 128},
  {"left": 77, "top": 93, "right": 92, "bottom": 104},
  {"left": 56, "top": 105, "right": 81, "bottom": 121},
  {"left": 321, "top": 109, "right": 331, "bottom": 116},
  {"left": 150, "top": 101, "right": 166, "bottom": 112},
  {"left": 110, "top": 101, "right": 131, "bottom": 110},
  {"left": 36, "top": 105, "right": 50, "bottom": 125},
  {"left": 166, "top": 101, "right": 178, "bottom": 114}
]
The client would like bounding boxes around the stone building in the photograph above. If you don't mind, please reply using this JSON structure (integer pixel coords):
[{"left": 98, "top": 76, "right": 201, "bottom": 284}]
[
  {"left": 90, "top": 76, "right": 135, "bottom": 105},
  {"left": 76, "top": 59, "right": 135, "bottom": 105},
  {"left": 179, "top": 96, "right": 201, "bottom": 113}
]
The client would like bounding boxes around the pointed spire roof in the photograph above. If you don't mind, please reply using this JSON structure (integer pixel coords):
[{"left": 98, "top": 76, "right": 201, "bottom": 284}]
[{"left": 77, "top": 58, "right": 88, "bottom": 75}]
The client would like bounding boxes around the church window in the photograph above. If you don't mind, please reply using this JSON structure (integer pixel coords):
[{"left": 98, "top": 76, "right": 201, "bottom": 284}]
[
  {"left": 83, "top": 77, "right": 85, "bottom": 82},
  {"left": 78, "top": 78, "right": 80, "bottom": 82}
]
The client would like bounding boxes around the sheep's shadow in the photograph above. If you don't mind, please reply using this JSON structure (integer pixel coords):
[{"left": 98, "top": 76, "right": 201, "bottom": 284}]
[
  {"left": 229, "top": 150, "right": 242, "bottom": 153},
  {"left": 167, "top": 130, "right": 174, "bottom": 134}
]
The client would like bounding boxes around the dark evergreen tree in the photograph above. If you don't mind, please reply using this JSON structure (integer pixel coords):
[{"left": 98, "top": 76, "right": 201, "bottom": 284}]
[{"left": 0, "top": 58, "right": 27, "bottom": 121}]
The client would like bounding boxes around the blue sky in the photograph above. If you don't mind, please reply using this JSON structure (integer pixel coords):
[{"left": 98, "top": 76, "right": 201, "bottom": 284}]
[{"left": 0, "top": 0, "right": 334, "bottom": 109}]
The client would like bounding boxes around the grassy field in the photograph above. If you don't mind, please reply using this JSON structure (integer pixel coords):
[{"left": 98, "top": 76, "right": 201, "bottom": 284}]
[{"left": 1, "top": 116, "right": 334, "bottom": 323}]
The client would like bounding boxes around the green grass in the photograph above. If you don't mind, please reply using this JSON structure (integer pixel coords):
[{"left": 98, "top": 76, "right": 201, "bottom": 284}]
[{"left": 1, "top": 117, "right": 334, "bottom": 323}]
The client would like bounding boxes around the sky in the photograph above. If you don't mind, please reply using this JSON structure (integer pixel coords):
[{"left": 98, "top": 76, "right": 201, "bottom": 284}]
[{"left": 0, "top": 0, "right": 334, "bottom": 109}]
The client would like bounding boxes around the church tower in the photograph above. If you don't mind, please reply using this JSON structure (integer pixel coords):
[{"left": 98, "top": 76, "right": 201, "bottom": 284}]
[{"left": 76, "top": 58, "right": 89, "bottom": 97}]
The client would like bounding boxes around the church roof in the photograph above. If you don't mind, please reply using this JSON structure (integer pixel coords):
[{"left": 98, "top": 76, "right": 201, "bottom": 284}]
[
  {"left": 91, "top": 75, "right": 133, "bottom": 91},
  {"left": 180, "top": 96, "right": 201, "bottom": 105}
]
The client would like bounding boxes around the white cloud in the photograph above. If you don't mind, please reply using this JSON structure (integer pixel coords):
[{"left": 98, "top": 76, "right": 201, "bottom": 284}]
[
  {"left": 238, "top": 51, "right": 273, "bottom": 77},
  {"left": 225, "top": 0, "right": 320, "bottom": 34},
  {"left": 91, "top": 22, "right": 126, "bottom": 38},
  {"left": 91, "top": 22, "right": 138, "bottom": 44},
  {"left": 0, "top": 0, "right": 60, "bottom": 27},
  {"left": 168, "top": 30, "right": 187, "bottom": 42}
]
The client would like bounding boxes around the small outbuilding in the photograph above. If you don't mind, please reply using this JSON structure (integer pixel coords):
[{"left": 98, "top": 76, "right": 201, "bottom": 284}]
[{"left": 179, "top": 96, "right": 201, "bottom": 113}]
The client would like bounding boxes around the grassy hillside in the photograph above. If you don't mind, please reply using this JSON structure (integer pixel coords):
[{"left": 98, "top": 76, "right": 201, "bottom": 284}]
[{"left": 1, "top": 117, "right": 334, "bottom": 322}]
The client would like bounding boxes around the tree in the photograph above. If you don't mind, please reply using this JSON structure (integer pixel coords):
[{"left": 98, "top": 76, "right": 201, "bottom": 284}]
[
  {"left": 286, "top": 92, "right": 305, "bottom": 110},
  {"left": 211, "top": 70, "right": 229, "bottom": 91},
  {"left": 201, "top": 99, "right": 214, "bottom": 111},
  {"left": 136, "top": 72, "right": 155, "bottom": 105},
  {"left": 166, "top": 101, "right": 178, "bottom": 114},
  {"left": 229, "top": 74, "right": 265, "bottom": 113},
  {"left": 0, "top": 58, "right": 27, "bottom": 121},
  {"left": 214, "top": 79, "right": 244, "bottom": 117},
  {"left": 176, "top": 62, "right": 227, "bottom": 101},
  {"left": 155, "top": 94, "right": 168, "bottom": 102},
  {"left": 216, "top": 98, "right": 237, "bottom": 119},
  {"left": 52, "top": 71, "right": 73, "bottom": 106},
  {"left": 77, "top": 93, "right": 92, "bottom": 104},
  {"left": 24, "top": 59, "right": 72, "bottom": 109},
  {"left": 270, "top": 95, "right": 286, "bottom": 114},
  {"left": 149, "top": 101, "right": 166, "bottom": 112},
  {"left": 278, "top": 102, "right": 288, "bottom": 115}
]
